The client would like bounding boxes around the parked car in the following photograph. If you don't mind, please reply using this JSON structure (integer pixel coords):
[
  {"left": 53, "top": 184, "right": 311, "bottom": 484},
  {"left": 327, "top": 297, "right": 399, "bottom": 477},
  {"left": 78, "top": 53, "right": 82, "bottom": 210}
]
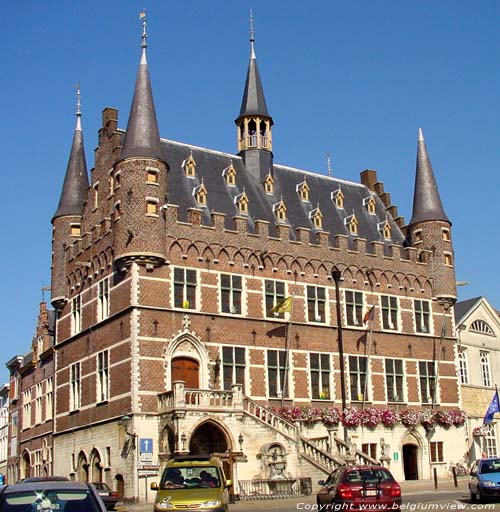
[
  {"left": 92, "top": 482, "right": 120, "bottom": 510},
  {"left": 317, "top": 465, "right": 402, "bottom": 511},
  {"left": 151, "top": 454, "right": 232, "bottom": 512},
  {"left": 18, "top": 476, "right": 70, "bottom": 483},
  {"left": 0, "top": 480, "right": 107, "bottom": 511},
  {"left": 469, "top": 457, "right": 500, "bottom": 502}
]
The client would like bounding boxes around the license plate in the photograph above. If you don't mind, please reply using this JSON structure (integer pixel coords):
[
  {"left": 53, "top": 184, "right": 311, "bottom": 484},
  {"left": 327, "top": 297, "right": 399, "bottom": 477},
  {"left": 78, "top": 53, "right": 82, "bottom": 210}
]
[{"left": 364, "top": 489, "right": 378, "bottom": 497}]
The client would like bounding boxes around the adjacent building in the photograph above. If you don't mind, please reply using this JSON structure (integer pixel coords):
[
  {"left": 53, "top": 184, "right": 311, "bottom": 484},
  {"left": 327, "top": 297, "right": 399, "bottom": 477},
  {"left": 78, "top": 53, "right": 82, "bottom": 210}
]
[
  {"left": 6, "top": 17, "right": 467, "bottom": 500},
  {"left": 455, "top": 297, "right": 500, "bottom": 463}
]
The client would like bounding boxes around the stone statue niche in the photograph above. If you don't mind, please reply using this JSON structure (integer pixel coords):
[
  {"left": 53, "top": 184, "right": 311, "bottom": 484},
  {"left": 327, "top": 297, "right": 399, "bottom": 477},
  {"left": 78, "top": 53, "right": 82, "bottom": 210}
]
[{"left": 257, "top": 443, "right": 288, "bottom": 479}]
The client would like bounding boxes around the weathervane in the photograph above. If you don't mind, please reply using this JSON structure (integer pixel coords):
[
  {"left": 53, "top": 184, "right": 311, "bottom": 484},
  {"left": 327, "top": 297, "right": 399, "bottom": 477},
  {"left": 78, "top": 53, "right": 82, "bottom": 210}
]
[
  {"left": 139, "top": 10, "right": 147, "bottom": 49},
  {"left": 249, "top": 10, "right": 255, "bottom": 58},
  {"left": 326, "top": 151, "right": 332, "bottom": 178}
]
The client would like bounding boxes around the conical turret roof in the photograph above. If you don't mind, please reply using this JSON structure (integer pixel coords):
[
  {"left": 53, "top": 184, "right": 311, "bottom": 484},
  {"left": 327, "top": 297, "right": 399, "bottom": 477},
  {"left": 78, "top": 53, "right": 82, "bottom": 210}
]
[
  {"left": 409, "top": 128, "right": 450, "bottom": 225},
  {"left": 119, "top": 35, "right": 164, "bottom": 162},
  {"left": 53, "top": 108, "right": 89, "bottom": 220},
  {"left": 237, "top": 18, "right": 271, "bottom": 120}
]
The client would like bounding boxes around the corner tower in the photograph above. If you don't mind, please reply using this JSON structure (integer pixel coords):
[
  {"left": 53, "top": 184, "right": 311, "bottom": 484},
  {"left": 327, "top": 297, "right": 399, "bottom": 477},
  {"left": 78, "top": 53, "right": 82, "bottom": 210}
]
[
  {"left": 235, "top": 13, "right": 274, "bottom": 183},
  {"left": 113, "top": 13, "right": 168, "bottom": 270},
  {"left": 51, "top": 88, "right": 89, "bottom": 310},
  {"left": 408, "top": 128, "right": 456, "bottom": 302}
]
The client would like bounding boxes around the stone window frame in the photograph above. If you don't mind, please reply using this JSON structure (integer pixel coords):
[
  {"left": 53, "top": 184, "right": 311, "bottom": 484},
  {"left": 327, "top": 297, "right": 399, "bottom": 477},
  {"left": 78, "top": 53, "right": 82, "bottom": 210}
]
[
  {"left": 418, "top": 360, "right": 437, "bottom": 404},
  {"left": 443, "top": 251, "right": 453, "bottom": 266},
  {"left": 414, "top": 299, "right": 431, "bottom": 334},
  {"left": 380, "top": 295, "right": 398, "bottom": 331},
  {"left": 71, "top": 294, "right": 82, "bottom": 335},
  {"left": 219, "top": 273, "right": 243, "bottom": 315},
  {"left": 264, "top": 279, "right": 287, "bottom": 319},
  {"left": 344, "top": 290, "right": 364, "bottom": 327},
  {"left": 442, "top": 228, "right": 451, "bottom": 241},
  {"left": 348, "top": 355, "right": 368, "bottom": 402},
  {"left": 172, "top": 267, "right": 198, "bottom": 311},
  {"left": 309, "top": 352, "right": 331, "bottom": 400},
  {"left": 480, "top": 350, "right": 491, "bottom": 387},
  {"left": 146, "top": 166, "right": 160, "bottom": 185},
  {"left": 385, "top": 358, "right": 404, "bottom": 402},
  {"left": 146, "top": 197, "right": 159, "bottom": 216},
  {"left": 267, "top": 349, "right": 289, "bottom": 399},
  {"left": 70, "top": 223, "right": 81, "bottom": 237},
  {"left": 430, "top": 441, "right": 444, "bottom": 463},
  {"left": 97, "top": 276, "right": 110, "bottom": 322},
  {"left": 306, "top": 285, "right": 327, "bottom": 323},
  {"left": 96, "top": 349, "right": 110, "bottom": 403},
  {"left": 458, "top": 348, "right": 468, "bottom": 384},
  {"left": 70, "top": 362, "right": 81, "bottom": 411},
  {"left": 221, "top": 345, "right": 246, "bottom": 392}
]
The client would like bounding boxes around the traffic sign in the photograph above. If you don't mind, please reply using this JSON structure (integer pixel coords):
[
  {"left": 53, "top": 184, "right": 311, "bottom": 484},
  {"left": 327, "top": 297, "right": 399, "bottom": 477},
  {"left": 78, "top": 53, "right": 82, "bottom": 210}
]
[{"left": 140, "top": 438, "right": 153, "bottom": 453}]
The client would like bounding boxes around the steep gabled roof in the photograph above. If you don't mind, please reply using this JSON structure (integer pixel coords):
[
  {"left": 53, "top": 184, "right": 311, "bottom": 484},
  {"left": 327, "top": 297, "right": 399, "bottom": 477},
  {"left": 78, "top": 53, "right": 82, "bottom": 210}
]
[{"left": 454, "top": 297, "right": 483, "bottom": 324}]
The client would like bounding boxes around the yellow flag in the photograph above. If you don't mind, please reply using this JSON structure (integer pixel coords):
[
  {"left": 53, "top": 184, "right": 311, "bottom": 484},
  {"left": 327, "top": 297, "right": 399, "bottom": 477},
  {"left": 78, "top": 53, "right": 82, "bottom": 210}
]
[{"left": 272, "top": 296, "right": 293, "bottom": 314}]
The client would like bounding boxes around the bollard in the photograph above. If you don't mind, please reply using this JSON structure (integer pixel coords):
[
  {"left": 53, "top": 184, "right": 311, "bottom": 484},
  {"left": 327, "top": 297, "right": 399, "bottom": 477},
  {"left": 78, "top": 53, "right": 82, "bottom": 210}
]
[
  {"left": 433, "top": 467, "right": 438, "bottom": 489},
  {"left": 452, "top": 465, "right": 458, "bottom": 487}
]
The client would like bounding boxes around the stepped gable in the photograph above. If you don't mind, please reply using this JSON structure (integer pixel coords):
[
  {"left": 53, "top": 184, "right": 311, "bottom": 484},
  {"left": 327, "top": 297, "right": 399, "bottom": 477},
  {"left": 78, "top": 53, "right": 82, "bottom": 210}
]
[{"left": 160, "top": 139, "right": 405, "bottom": 246}]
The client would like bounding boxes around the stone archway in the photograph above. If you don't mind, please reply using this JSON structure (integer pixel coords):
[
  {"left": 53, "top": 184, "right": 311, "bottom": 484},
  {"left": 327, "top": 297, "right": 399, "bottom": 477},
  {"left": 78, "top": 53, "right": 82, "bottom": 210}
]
[
  {"left": 159, "top": 424, "right": 176, "bottom": 461},
  {"left": 90, "top": 448, "right": 103, "bottom": 482},
  {"left": 115, "top": 474, "right": 125, "bottom": 499},
  {"left": 21, "top": 451, "right": 31, "bottom": 480},
  {"left": 76, "top": 451, "right": 89, "bottom": 482},
  {"left": 401, "top": 431, "right": 423, "bottom": 481}
]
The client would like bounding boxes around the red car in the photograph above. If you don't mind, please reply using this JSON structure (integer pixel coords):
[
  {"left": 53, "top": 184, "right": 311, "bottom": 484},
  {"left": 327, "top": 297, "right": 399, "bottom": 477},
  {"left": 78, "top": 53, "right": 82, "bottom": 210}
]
[{"left": 317, "top": 465, "right": 401, "bottom": 511}]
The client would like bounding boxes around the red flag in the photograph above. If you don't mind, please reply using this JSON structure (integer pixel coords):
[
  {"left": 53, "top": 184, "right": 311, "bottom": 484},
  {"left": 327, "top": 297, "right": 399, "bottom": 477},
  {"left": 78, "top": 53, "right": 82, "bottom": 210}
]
[{"left": 363, "top": 305, "right": 376, "bottom": 325}]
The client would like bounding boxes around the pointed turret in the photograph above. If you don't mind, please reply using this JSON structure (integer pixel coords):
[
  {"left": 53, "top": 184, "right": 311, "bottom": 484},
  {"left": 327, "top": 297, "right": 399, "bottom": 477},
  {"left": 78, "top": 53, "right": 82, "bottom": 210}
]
[
  {"left": 235, "top": 12, "right": 273, "bottom": 183},
  {"left": 408, "top": 129, "right": 456, "bottom": 303},
  {"left": 409, "top": 128, "right": 450, "bottom": 225},
  {"left": 52, "top": 88, "right": 89, "bottom": 220},
  {"left": 119, "top": 15, "right": 163, "bottom": 162}
]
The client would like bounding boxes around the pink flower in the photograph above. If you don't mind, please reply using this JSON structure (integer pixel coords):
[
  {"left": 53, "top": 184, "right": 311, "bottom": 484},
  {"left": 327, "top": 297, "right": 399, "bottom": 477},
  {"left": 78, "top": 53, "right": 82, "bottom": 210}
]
[
  {"left": 341, "top": 408, "right": 362, "bottom": 427},
  {"left": 380, "top": 409, "right": 400, "bottom": 427},
  {"left": 361, "top": 408, "right": 382, "bottom": 429}
]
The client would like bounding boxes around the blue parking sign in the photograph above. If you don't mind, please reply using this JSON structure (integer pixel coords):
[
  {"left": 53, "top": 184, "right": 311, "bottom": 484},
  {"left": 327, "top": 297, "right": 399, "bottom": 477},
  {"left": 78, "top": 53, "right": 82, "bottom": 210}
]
[{"left": 140, "top": 438, "right": 153, "bottom": 453}]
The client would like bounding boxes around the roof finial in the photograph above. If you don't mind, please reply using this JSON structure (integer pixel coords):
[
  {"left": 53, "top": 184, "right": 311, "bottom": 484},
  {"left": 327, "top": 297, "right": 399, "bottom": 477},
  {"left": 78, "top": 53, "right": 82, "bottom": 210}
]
[
  {"left": 75, "top": 83, "right": 82, "bottom": 131},
  {"left": 418, "top": 127, "right": 424, "bottom": 141},
  {"left": 326, "top": 151, "right": 332, "bottom": 178},
  {"left": 249, "top": 10, "right": 256, "bottom": 59},
  {"left": 139, "top": 10, "right": 147, "bottom": 63}
]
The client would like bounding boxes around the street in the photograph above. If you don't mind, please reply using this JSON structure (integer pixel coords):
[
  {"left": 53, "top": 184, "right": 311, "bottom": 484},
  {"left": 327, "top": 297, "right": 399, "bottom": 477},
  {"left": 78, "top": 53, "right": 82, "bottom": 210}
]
[{"left": 119, "top": 480, "right": 500, "bottom": 512}]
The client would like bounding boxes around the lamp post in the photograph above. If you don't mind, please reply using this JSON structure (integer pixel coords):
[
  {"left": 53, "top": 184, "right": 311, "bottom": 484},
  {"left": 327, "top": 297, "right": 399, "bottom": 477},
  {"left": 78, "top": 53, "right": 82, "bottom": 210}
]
[{"left": 332, "top": 267, "right": 347, "bottom": 441}]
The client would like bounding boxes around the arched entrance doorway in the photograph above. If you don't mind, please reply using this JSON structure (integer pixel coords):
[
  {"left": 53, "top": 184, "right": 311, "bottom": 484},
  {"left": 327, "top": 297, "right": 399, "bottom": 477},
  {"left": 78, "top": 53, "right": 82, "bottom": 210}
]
[
  {"left": 115, "top": 474, "right": 125, "bottom": 499},
  {"left": 172, "top": 357, "right": 199, "bottom": 388},
  {"left": 21, "top": 451, "right": 31, "bottom": 480},
  {"left": 76, "top": 452, "right": 89, "bottom": 482},
  {"left": 189, "top": 421, "right": 233, "bottom": 484},
  {"left": 402, "top": 444, "right": 419, "bottom": 480}
]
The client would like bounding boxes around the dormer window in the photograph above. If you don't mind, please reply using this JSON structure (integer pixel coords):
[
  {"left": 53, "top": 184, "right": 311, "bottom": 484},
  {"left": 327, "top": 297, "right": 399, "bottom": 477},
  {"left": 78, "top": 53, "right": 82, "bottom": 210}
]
[
  {"left": 235, "top": 191, "right": 249, "bottom": 214},
  {"left": 331, "top": 188, "right": 344, "bottom": 209},
  {"left": 309, "top": 206, "right": 323, "bottom": 229},
  {"left": 193, "top": 182, "right": 207, "bottom": 206},
  {"left": 345, "top": 213, "right": 358, "bottom": 235},
  {"left": 273, "top": 200, "right": 287, "bottom": 222},
  {"left": 297, "top": 180, "right": 310, "bottom": 202},
  {"left": 378, "top": 219, "right": 391, "bottom": 240},
  {"left": 263, "top": 173, "right": 274, "bottom": 195},
  {"left": 182, "top": 153, "right": 196, "bottom": 177},
  {"left": 222, "top": 162, "right": 237, "bottom": 186},
  {"left": 146, "top": 167, "right": 159, "bottom": 184},
  {"left": 363, "top": 195, "right": 376, "bottom": 214},
  {"left": 70, "top": 224, "right": 81, "bottom": 237}
]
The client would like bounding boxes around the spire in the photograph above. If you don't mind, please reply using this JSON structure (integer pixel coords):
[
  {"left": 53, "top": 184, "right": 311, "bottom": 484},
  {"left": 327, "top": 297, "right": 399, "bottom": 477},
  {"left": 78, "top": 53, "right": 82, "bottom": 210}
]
[
  {"left": 119, "top": 11, "right": 164, "bottom": 162},
  {"left": 237, "top": 11, "right": 270, "bottom": 119},
  {"left": 53, "top": 85, "right": 89, "bottom": 220},
  {"left": 409, "top": 128, "right": 450, "bottom": 225}
]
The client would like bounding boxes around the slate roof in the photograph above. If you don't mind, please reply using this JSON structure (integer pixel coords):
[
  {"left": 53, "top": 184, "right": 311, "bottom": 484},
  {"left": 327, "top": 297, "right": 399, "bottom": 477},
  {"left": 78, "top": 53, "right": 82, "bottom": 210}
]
[
  {"left": 454, "top": 297, "right": 483, "bottom": 323},
  {"left": 53, "top": 119, "right": 89, "bottom": 220},
  {"left": 160, "top": 138, "right": 405, "bottom": 248},
  {"left": 237, "top": 48, "right": 270, "bottom": 120},
  {"left": 409, "top": 128, "right": 450, "bottom": 225}
]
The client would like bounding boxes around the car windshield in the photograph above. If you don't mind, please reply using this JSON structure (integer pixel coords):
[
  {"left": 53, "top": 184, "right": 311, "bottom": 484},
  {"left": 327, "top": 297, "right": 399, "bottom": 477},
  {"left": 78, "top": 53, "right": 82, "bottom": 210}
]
[
  {"left": 480, "top": 459, "right": 500, "bottom": 474},
  {"left": 0, "top": 489, "right": 100, "bottom": 512},
  {"left": 345, "top": 468, "right": 394, "bottom": 484},
  {"left": 160, "top": 466, "right": 221, "bottom": 490}
]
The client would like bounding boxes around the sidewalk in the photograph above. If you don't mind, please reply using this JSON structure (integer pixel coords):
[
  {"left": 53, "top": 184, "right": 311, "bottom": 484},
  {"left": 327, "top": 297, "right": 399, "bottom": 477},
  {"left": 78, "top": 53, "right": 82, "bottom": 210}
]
[{"left": 120, "top": 477, "right": 469, "bottom": 511}]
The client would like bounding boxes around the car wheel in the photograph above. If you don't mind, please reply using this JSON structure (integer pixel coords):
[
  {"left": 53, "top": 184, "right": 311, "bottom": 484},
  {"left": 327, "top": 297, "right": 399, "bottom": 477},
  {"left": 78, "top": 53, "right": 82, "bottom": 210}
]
[
  {"left": 470, "top": 488, "right": 476, "bottom": 502},
  {"left": 478, "top": 489, "right": 486, "bottom": 504}
]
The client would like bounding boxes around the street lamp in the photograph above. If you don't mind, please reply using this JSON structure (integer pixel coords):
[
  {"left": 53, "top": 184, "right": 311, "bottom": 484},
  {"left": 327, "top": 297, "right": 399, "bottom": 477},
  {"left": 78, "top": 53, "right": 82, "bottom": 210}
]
[
  {"left": 238, "top": 433, "right": 244, "bottom": 452},
  {"left": 332, "top": 267, "right": 347, "bottom": 441}
]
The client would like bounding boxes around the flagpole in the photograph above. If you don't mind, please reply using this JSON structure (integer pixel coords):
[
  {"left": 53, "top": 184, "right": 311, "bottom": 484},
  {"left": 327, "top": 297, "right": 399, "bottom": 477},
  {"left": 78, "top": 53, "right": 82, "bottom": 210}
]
[
  {"left": 361, "top": 326, "right": 373, "bottom": 411},
  {"left": 281, "top": 295, "right": 294, "bottom": 408}
]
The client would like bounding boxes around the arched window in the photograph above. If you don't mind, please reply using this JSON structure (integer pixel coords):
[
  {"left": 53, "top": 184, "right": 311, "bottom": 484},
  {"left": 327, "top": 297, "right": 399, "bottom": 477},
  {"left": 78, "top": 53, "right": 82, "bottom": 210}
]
[
  {"left": 471, "top": 320, "right": 494, "bottom": 336},
  {"left": 480, "top": 351, "right": 491, "bottom": 387},
  {"left": 482, "top": 423, "right": 498, "bottom": 458}
]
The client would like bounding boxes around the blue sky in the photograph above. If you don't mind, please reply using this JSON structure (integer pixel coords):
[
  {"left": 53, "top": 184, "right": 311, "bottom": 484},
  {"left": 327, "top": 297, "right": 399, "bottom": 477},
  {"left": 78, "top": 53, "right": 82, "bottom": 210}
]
[{"left": 1, "top": 1, "right": 498, "bottom": 384}]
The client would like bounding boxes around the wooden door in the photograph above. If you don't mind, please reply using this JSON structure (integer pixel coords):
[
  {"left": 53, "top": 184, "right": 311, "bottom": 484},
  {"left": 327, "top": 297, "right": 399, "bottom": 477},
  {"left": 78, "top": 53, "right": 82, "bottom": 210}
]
[{"left": 172, "top": 357, "right": 200, "bottom": 388}]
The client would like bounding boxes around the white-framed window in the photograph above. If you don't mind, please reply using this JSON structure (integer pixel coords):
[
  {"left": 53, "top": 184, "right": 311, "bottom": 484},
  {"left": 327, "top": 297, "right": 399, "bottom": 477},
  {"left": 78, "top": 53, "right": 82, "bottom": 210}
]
[
  {"left": 419, "top": 361, "right": 436, "bottom": 404},
  {"left": 480, "top": 351, "right": 491, "bottom": 387},
  {"left": 310, "top": 353, "right": 331, "bottom": 400},
  {"left": 98, "top": 277, "right": 110, "bottom": 321},
  {"left": 222, "top": 346, "right": 246, "bottom": 392},
  {"left": 36, "top": 336, "right": 44, "bottom": 361},
  {"left": 71, "top": 295, "right": 82, "bottom": 335},
  {"left": 45, "top": 378, "right": 53, "bottom": 421},
  {"left": 482, "top": 423, "right": 498, "bottom": 457},
  {"left": 414, "top": 299, "right": 431, "bottom": 333},
  {"left": 220, "top": 274, "right": 242, "bottom": 315},
  {"left": 307, "top": 286, "right": 326, "bottom": 323},
  {"left": 385, "top": 358, "right": 404, "bottom": 402},
  {"left": 381, "top": 295, "right": 398, "bottom": 330},
  {"left": 70, "top": 362, "right": 81, "bottom": 411},
  {"left": 173, "top": 268, "right": 197, "bottom": 310},
  {"left": 458, "top": 348, "right": 468, "bottom": 384},
  {"left": 97, "top": 350, "right": 110, "bottom": 402},
  {"left": 35, "top": 383, "right": 43, "bottom": 424},
  {"left": 349, "top": 355, "right": 368, "bottom": 402},
  {"left": 22, "top": 389, "right": 32, "bottom": 430},
  {"left": 267, "top": 349, "right": 289, "bottom": 399},
  {"left": 264, "top": 280, "right": 286, "bottom": 319},
  {"left": 345, "top": 291, "right": 363, "bottom": 327}
]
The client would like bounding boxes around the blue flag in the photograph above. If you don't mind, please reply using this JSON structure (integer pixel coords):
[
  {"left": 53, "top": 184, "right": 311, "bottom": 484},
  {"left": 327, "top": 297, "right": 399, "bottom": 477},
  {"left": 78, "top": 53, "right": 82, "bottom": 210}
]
[{"left": 483, "top": 390, "right": 500, "bottom": 424}]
